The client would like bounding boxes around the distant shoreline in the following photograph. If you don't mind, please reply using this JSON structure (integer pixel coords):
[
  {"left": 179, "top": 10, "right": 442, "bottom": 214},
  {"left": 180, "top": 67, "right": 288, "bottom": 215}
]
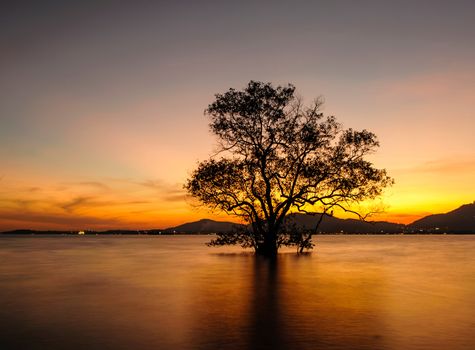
[
  {"left": 2, "top": 202, "right": 474, "bottom": 235},
  {"left": 1, "top": 230, "right": 474, "bottom": 235}
]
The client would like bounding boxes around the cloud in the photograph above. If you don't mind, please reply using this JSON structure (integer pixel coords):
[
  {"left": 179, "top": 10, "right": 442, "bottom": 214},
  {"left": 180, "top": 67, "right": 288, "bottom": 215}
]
[
  {"left": 139, "top": 179, "right": 166, "bottom": 189},
  {"left": 137, "top": 179, "right": 186, "bottom": 202},
  {"left": 59, "top": 181, "right": 110, "bottom": 191},
  {"left": 0, "top": 176, "right": 191, "bottom": 230},
  {"left": 125, "top": 200, "right": 152, "bottom": 205},
  {"left": 3, "top": 198, "right": 40, "bottom": 210},
  {"left": 59, "top": 196, "right": 152, "bottom": 213},
  {"left": 78, "top": 181, "right": 110, "bottom": 190},
  {"left": 61, "top": 196, "right": 95, "bottom": 212},
  {"left": 27, "top": 187, "right": 41, "bottom": 192},
  {"left": 163, "top": 193, "right": 186, "bottom": 202},
  {"left": 0, "top": 211, "right": 124, "bottom": 230}
]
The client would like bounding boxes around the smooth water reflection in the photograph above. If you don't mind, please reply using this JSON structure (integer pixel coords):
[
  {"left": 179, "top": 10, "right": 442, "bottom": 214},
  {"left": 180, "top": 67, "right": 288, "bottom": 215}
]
[{"left": 0, "top": 235, "right": 474, "bottom": 349}]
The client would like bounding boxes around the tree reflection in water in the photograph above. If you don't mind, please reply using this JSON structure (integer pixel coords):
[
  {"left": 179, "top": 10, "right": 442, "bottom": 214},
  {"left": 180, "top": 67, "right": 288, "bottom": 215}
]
[{"left": 190, "top": 253, "right": 388, "bottom": 350}]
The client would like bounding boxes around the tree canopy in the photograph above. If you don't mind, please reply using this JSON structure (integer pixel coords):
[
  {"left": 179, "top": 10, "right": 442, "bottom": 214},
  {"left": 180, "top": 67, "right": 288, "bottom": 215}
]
[{"left": 186, "top": 81, "right": 392, "bottom": 256}]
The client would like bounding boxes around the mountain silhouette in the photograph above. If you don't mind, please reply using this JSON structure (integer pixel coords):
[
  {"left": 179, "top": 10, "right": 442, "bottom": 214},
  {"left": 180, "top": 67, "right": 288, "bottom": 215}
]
[
  {"left": 165, "top": 202, "right": 474, "bottom": 234},
  {"left": 409, "top": 202, "right": 475, "bottom": 233},
  {"left": 283, "top": 213, "right": 405, "bottom": 233},
  {"left": 165, "top": 214, "right": 405, "bottom": 234},
  {"left": 2, "top": 203, "right": 474, "bottom": 234},
  {"left": 164, "top": 219, "right": 242, "bottom": 234}
]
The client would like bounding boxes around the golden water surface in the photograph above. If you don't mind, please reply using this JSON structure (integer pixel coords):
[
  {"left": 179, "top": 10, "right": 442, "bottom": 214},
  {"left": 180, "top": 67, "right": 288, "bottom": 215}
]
[{"left": 0, "top": 235, "right": 474, "bottom": 349}]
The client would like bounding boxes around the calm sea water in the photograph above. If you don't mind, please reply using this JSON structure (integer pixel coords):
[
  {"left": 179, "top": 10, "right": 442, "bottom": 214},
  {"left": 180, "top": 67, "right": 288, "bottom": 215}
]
[{"left": 0, "top": 235, "right": 474, "bottom": 350}]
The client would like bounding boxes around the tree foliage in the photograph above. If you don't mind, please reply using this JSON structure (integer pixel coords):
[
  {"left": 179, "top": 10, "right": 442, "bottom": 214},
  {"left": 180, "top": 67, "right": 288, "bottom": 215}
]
[{"left": 186, "top": 81, "right": 392, "bottom": 255}]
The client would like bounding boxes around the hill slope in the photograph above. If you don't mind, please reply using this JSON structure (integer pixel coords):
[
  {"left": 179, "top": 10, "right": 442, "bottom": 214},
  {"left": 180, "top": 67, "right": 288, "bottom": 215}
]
[
  {"left": 166, "top": 203, "right": 475, "bottom": 234},
  {"left": 409, "top": 202, "right": 475, "bottom": 233},
  {"left": 284, "top": 213, "right": 405, "bottom": 233},
  {"left": 2, "top": 203, "right": 473, "bottom": 234},
  {"left": 165, "top": 215, "right": 404, "bottom": 234},
  {"left": 164, "top": 219, "right": 243, "bottom": 234}
]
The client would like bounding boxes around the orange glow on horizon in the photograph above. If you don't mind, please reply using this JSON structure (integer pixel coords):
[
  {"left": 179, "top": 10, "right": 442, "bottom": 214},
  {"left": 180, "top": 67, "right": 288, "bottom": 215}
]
[{"left": 0, "top": 165, "right": 472, "bottom": 231}]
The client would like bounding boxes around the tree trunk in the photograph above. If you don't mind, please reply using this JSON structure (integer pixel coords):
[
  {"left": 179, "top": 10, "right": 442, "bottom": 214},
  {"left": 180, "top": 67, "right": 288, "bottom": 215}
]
[{"left": 256, "top": 231, "right": 278, "bottom": 257}]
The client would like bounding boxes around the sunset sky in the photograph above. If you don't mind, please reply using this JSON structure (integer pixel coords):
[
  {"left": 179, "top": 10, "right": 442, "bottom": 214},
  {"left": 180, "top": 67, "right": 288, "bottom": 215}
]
[{"left": 1, "top": 1, "right": 474, "bottom": 230}]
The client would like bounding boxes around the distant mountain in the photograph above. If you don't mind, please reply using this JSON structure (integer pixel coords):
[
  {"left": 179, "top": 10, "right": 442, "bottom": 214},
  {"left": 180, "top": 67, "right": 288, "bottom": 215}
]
[
  {"left": 2, "top": 203, "right": 473, "bottom": 235},
  {"left": 0, "top": 229, "right": 58, "bottom": 235},
  {"left": 165, "top": 203, "right": 474, "bottom": 234},
  {"left": 409, "top": 202, "right": 475, "bottom": 233},
  {"left": 164, "top": 219, "right": 243, "bottom": 234},
  {"left": 284, "top": 213, "right": 405, "bottom": 234},
  {"left": 0, "top": 229, "right": 162, "bottom": 235},
  {"left": 165, "top": 215, "right": 404, "bottom": 234}
]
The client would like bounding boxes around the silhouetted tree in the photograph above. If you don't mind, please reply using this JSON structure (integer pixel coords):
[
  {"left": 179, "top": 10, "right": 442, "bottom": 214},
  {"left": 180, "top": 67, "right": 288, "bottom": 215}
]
[{"left": 186, "top": 81, "right": 392, "bottom": 256}]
